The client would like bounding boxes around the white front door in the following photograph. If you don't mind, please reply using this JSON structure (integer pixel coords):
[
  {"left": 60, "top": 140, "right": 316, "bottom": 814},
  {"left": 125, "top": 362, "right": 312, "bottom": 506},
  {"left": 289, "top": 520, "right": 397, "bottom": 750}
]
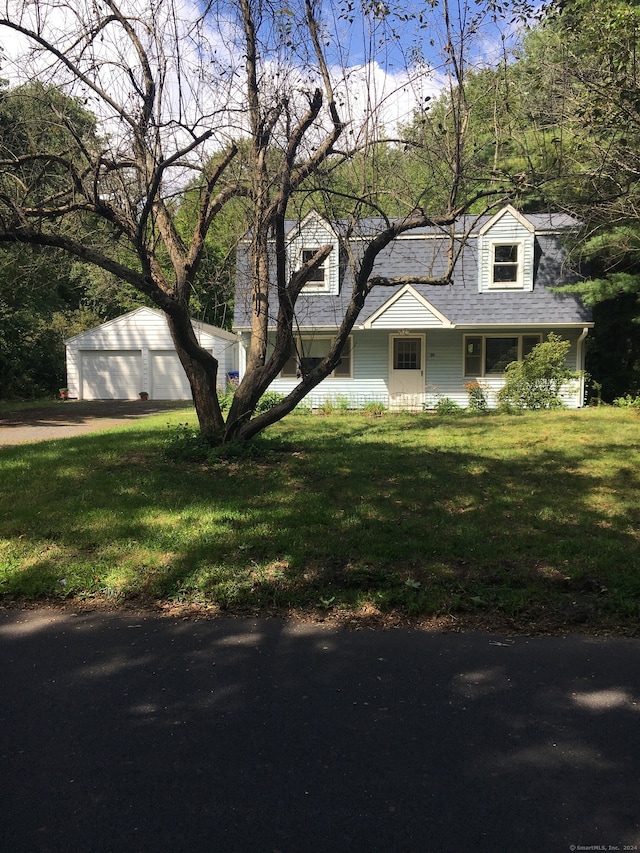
[{"left": 389, "top": 334, "right": 425, "bottom": 410}]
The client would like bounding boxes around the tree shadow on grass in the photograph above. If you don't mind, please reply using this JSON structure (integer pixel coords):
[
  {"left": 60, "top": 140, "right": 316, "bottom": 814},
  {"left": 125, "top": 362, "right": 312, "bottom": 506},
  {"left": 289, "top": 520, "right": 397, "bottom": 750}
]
[{"left": 1, "top": 418, "right": 639, "bottom": 627}]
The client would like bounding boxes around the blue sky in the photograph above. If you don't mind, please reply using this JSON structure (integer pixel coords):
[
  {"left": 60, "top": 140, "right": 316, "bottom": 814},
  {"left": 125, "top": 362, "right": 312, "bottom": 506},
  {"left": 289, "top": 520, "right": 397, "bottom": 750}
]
[{"left": 0, "top": 0, "right": 537, "bottom": 144}]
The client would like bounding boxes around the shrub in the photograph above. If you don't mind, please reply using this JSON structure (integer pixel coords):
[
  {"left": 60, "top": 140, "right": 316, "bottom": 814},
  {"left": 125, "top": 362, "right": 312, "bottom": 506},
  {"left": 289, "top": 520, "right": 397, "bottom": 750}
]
[
  {"left": 221, "top": 388, "right": 286, "bottom": 416},
  {"left": 333, "top": 394, "right": 351, "bottom": 413},
  {"left": 254, "top": 390, "right": 285, "bottom": 415},
  {"left": 434, "top": 397, "right": 462, "bottom": 415},
  {"left": 589, "top": 379, "right": 603, "bottom": 407},
  {"left": 164, "top": 421, "right": 281, "bottom": 463},
  {"left": 497, "top": 333, "right": 577, "bottom": 411},
  {"left": 361, "top": 401, "right": 386, "bottom": 416},
  {"left": 163, "top": 422, "right": 213, "bottom": 462},
  {"left": 465, "top": 380, "right": 489, "bottom": 412},
  {"left": 613, "top": 394, "right": 640, "bottom": 408},
  {"left": 218, "top": 384, "right": 235, "bottom": 413},
  {"left": 317, "top": 398, "right": 334, "bottom": 415}
]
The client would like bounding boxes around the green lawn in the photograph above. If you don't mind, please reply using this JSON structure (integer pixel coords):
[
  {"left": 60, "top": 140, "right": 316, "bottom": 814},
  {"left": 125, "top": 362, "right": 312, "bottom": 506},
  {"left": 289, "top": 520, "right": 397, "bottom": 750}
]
[{"left": 1, "top": 407, "right": 639, "bottom": 633}]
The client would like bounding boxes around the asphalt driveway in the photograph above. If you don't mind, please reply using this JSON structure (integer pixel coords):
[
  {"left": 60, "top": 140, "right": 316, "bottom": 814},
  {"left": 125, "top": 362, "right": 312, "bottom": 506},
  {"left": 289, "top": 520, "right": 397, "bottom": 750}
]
[
  {"left": 0, "top": 400, "right": 192, "bottom": 444},
  {"left": 1, "top": 606, "right": 639, "bottom": 853}
]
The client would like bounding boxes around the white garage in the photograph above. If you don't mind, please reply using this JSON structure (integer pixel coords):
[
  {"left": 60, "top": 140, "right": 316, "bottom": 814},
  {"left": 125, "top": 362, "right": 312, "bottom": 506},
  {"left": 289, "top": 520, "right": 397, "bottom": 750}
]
[
  {"left": 65, "top": 307, "right": 238, "bottom": 400},
  {"left": 81, "top": 351, "right": 143, "bottom": 400},
  {"left": 149, "top": 350, "right": 192, "bottom": 399}
]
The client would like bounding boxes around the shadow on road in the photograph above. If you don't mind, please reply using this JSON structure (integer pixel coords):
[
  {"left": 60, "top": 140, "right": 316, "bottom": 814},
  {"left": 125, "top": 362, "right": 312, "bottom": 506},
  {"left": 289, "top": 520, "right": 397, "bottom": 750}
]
[
  {"left": 1, "top": 607, "right": 638, "bottom": 852},
  {"left": 0, "top": 400, "right": 192, "bottom": 427}
]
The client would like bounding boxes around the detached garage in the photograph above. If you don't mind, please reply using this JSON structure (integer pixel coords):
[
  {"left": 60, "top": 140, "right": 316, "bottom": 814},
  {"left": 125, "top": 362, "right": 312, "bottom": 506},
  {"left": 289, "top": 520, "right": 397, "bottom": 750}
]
[{"left": 65, "top": 307, "right": 238, "bottom": 400}]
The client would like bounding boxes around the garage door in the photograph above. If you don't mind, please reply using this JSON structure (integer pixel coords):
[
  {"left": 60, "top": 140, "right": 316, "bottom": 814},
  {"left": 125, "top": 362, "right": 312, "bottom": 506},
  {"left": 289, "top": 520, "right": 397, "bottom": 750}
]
[
  {"left": 150, "top": 351, "right": 191, "bottom": 399},
  {"left": 81, "top": 351, "right": 142, "bottom": 399}
]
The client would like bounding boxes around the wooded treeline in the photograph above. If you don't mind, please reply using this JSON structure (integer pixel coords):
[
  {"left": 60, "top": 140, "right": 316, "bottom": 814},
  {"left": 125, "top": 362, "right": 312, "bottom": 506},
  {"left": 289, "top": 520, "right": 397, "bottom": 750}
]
[{"left": 1, "top": 0, "right": 638, "bottom": 404}]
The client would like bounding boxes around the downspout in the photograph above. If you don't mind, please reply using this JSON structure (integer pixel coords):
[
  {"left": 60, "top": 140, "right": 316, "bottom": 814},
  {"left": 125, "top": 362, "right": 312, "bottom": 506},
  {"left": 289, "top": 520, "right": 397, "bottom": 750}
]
[
  {"left": 237, "top": 331, "right": 247, "bottom": 382},
  {"left": 576, "top": 327, "right": 589, "bottom": 407}
]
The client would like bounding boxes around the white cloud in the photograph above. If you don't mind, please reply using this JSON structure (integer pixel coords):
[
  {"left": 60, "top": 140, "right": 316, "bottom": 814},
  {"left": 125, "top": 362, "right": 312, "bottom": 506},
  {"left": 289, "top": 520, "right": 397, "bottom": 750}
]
[
  {"left": 331, "top": 60, "right": 443, "bottom": 141},
  {"left": 1, "top": 0, "right": 443, "bottom": 150}
]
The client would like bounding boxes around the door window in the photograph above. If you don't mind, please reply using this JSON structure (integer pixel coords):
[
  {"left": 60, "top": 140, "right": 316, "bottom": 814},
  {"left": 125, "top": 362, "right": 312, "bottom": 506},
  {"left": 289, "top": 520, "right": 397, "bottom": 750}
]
[{"left": 393, "top": 338, "right": 421, "bottom": 370}]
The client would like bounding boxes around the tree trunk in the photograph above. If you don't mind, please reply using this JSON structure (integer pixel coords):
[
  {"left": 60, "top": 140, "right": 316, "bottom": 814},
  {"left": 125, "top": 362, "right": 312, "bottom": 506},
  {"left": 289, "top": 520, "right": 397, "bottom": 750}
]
[{"left": 166, "top": 310, "right": 225, "bottom": 439}]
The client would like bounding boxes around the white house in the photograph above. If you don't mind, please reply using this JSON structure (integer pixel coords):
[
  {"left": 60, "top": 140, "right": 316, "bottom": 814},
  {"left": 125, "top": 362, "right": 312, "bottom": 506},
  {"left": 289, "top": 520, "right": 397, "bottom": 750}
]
[
  {"left": 233, "top": 206, "right": 594, "bottom": 409},
  {"left": 65, "top": 307, "right": 238, "bottom": 400}
]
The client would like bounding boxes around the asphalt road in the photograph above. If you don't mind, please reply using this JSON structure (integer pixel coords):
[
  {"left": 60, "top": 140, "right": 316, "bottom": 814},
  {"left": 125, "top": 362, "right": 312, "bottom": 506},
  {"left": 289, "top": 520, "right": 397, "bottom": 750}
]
[
  {"left": 0, "top": 401, "right": 192, "bottom": 444},
  {"left": 1, "top": 606, "right": 638, "bottom": 852}
]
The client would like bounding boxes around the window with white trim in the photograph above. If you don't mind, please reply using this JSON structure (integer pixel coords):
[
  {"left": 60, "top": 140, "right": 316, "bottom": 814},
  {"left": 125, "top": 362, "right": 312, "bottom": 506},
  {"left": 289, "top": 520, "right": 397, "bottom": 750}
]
[
  {"left": 282, "top": 336, "right": 352, "bottom": 378},
  {"left": 301, "top": 249, "right": 326, "bottom": 285},
  {"left": 464, "top": 334, "right": 541, "bottom": 377},
  {"left": 491, "top": 242, "right": 523, "bottom": 288},
  {"left": 286, "top": 213, "right": 340, "bottom": 294}
]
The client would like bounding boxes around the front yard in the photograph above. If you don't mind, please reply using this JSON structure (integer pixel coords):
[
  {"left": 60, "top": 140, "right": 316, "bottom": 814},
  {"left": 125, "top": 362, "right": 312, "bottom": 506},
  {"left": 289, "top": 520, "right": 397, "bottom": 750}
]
[{"left": 1, "top": 407, "right": 638, "bottom": 633}]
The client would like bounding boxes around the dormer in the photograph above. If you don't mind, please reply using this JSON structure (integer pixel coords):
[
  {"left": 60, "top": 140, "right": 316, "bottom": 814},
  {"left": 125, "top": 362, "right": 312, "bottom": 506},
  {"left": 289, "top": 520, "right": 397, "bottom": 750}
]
[
  {"left": 477, "top": 205, "right": 536, "bottom": 293},
  {"left": 287, "top": 211, "right": 340, "bottom": 295}
]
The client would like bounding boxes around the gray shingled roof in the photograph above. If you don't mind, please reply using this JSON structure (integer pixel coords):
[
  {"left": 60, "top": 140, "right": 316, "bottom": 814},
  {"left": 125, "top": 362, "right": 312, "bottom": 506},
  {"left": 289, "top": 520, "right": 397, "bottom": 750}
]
[{"left": 233, "top": 214, "right": 592, "bottom": 330}]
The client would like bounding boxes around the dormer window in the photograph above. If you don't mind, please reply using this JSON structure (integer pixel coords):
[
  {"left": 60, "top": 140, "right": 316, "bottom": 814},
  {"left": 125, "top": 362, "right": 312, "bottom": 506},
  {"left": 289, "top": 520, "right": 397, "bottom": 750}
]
[
  {"left": 492, "top": 243, "right": 520, "bottom": 285},
  {"left": 286, "top": 211, "right": 340, "bottom": 295},
  {"left": 302, "top": 249, "right": 326, "bottom": 285},
  {"left": 478, "top": 206, "right": 535, "bottom": 293}
]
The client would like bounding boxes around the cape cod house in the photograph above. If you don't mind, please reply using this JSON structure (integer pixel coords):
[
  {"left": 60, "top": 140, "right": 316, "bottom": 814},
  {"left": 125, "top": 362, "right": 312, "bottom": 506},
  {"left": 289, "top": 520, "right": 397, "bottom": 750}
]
[{"left": 233, "top": 205, "right": 593, "bottom": 409}]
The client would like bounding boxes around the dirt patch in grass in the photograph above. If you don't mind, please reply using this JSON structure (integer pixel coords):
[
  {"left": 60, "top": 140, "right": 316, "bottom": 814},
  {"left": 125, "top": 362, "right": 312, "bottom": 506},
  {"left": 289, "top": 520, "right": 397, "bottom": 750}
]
[{"left": 2, "top": 592, "right": 637, "bottom": 638}]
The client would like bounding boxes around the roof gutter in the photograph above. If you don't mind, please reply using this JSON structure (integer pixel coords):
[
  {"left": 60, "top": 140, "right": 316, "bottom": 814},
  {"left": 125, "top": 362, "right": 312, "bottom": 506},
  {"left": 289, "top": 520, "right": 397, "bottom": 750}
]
[{"left": 453, "top": 322, "right": 595, "bottom": 330}]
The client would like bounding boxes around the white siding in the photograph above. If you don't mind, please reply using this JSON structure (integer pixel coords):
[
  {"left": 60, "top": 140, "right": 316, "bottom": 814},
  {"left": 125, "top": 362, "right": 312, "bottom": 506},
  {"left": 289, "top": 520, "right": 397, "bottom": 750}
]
[
  {"left": 478, "top": 210, "right": 535, "bottom": 293},
  {"left": 212, "top": 334, "right": 239, "bottom": 380},
  {"left": 255, "top": 327, "right": 586, "bottom": 410},
  {"left": 424, "top": 330, "right": 467, "bottom": 407},
  {"left": 264, "top": 330, "right": 390, "bottom": 407},
  {"left": 426, "top": 328, "right": 585, "bottom": 408},
  {"left": 369, "top": 292, "right": 446, "bottom": 328},
  {"left": 65, "top": 307, "right": 238, "bottom": 399},
  {"left": 150, "top": 351, "right": 191, "bottom": 399},
  {"left": 286, "top": 213, "right": 340, "bottom": 295}
]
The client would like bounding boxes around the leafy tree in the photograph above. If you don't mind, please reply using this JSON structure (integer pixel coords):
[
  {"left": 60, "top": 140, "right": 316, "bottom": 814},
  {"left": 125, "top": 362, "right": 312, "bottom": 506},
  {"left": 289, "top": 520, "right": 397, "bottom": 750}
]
[
  {"left": 497, "top": 333, "right": 578, "bottom": 410},
  {"left": 0, "top": 243, "right": 74, "bottom": 397},
  {"left": 513, "top": 2, "right": 640, "bottom": 285},
  {"left": 555, "top": 227, "right": 640, "bottom": 399},
  {"left": 173, "top": 164, "right": 249, "bottom": 329},
  {"left": 400, "top": 70, "right": 519, "bottom": 213},
  {"left": 0, "top": 0, "right": 527, "bottom": 440},
  {"left": 586, "top": 296, "right": 640, "bottom": 401},
  {"left": 0, "top": 81, "right": 146, "bottom": 397},
  {"left": 511, "top": 1, "right": 640, "bottom": 396}
]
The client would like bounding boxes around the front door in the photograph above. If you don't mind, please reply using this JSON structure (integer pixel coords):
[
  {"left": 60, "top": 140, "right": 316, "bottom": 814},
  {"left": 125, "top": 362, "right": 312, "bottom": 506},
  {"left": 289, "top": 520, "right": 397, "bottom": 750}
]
[{"left": 389, "top": 334, "right": 425, "bottom": 410}]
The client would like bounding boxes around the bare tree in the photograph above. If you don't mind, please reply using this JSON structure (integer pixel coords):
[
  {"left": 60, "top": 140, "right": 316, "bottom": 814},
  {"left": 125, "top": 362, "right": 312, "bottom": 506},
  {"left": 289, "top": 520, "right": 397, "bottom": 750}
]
[{"left": 0, "top": 0, "right": 522, "bottom": 443}]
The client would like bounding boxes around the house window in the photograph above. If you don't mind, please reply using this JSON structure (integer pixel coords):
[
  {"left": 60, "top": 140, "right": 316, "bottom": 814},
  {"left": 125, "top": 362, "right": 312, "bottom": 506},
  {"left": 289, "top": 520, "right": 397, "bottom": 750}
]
[
  {"left": 491, "top": 242, "right": 523, "bottom": 288},
  {"left": 522, "top": 334, "right": 542, "bottom": 358},
  {"left": 485, "top": 337, "right": 518, "bottom": 374},
  {"left": 282, "top": 336, "right": 352, "bottom": 378},
  {"left": 464, "top": 334, "right": 542, "bottom": 376},
  {"left": 301, "top": 249, "right": 326, "bottom": 285}
]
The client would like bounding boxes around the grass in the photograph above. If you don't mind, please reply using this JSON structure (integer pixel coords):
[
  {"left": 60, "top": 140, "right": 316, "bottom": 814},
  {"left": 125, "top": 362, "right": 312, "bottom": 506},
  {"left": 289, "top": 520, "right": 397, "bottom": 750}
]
[
  {"left": 0, "top": 396, "right": 58, "bottom": 413},
  {"left": 1, "top": 407, "right": 639, "bottom": 633}
]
